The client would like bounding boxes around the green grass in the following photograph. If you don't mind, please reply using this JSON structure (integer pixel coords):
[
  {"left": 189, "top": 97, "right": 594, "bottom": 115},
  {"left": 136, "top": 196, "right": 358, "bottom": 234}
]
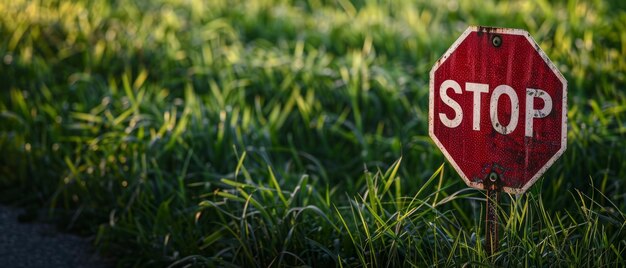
[{"left": 1, "top": 0, "right": 626, "bottom": 266}]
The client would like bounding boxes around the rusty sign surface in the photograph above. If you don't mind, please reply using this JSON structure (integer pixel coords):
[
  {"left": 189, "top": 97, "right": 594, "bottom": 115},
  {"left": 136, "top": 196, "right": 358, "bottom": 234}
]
[{"left": 429, "top": 26, "right": 567, "bottom": 194}]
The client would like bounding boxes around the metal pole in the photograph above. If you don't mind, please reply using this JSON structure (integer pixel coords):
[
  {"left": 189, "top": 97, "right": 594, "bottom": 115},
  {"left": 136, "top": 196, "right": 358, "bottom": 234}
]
[{"left": 485, "top": 172, "right": 500, "bottom": 256}]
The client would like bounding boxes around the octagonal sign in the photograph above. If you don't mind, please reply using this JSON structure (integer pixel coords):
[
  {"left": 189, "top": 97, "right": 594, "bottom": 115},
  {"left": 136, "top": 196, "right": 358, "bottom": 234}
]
[{"left": 429, "top": 26, "right": 567, "bottom": 194}]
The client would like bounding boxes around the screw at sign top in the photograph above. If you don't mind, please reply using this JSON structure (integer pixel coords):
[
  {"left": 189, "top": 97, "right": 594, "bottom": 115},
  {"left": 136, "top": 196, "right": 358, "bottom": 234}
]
[{"left": 492, "top": 35, "right": 502, "bottom": 47}]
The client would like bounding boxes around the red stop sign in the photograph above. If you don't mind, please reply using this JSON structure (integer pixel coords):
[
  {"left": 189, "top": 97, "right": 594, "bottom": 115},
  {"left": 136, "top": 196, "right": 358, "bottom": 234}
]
[{"left": 429, "top": 26, "right": 567, "bottom": 194}]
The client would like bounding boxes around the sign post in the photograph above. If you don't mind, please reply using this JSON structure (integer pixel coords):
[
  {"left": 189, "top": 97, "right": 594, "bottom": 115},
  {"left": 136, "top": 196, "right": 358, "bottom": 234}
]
[
  {"left": 484, "top": 172, "right": 500, "bottom": 255},
  {"left": 428, "top": 26, "right": 567, "bottom": 256}
]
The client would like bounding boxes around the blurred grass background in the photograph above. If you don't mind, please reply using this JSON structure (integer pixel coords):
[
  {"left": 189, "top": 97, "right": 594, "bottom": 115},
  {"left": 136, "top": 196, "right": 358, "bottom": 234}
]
[{"left": 1, "top": 0, "right": 625, "bottom": 266}]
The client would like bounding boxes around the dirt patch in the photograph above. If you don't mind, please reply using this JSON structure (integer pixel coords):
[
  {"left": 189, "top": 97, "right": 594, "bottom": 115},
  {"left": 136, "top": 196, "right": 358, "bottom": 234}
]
[{"left": 0, "top": 205, "right": 113, "bottom": 268}]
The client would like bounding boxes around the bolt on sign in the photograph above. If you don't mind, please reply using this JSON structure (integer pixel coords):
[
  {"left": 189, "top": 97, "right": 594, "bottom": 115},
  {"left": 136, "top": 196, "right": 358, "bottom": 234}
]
[{"left": 429, "top": 26, "right": 567, "bottom": 194}]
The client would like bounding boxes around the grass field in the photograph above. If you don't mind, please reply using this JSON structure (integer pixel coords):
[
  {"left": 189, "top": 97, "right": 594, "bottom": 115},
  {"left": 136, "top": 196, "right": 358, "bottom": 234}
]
[{"left": 1, "top": 0, "right": 626, "bottom": 266}]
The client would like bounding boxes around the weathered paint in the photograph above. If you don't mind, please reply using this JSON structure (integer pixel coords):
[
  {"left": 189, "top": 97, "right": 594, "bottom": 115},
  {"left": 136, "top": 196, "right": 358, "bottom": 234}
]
[{"left": 429, "top": 26, "right": 568, "bottom": 194}]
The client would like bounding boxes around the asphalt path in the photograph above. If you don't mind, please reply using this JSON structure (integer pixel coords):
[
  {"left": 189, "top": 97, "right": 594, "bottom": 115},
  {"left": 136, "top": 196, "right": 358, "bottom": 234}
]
[{"left": 0, "top": 205, "right": 112, "bottom": 268}]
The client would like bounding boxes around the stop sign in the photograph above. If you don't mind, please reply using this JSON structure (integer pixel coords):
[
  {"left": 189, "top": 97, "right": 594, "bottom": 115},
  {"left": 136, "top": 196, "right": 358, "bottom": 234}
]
[{"left": 429, "top": 26, "right": 567, "bottom": 194}]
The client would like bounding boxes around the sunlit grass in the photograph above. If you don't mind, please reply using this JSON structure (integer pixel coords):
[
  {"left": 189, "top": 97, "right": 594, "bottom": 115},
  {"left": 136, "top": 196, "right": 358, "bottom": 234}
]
[{"left": 1, "top": 0, "right": 625, "bottom": 266}]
